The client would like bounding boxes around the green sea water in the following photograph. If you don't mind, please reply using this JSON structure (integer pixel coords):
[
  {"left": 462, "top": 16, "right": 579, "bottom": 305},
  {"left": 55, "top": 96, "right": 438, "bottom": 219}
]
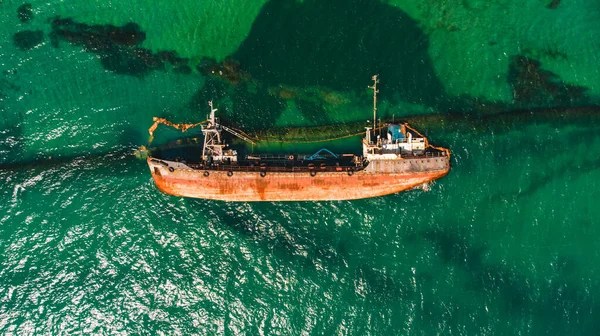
[{"left": 1, "top": 0, "right": 600, "bottom": 334}]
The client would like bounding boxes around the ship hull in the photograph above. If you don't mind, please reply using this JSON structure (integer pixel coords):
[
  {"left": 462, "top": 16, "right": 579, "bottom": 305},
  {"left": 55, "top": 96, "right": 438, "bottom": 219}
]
[{"left": 147, "top": 157, "right": 450, "bottom": 201}]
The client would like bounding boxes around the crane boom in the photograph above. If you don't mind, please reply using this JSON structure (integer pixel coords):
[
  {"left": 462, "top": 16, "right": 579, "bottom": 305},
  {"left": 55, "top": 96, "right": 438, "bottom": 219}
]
[{"left": 221, "top": 125, "right": 256, "bottom": 145}]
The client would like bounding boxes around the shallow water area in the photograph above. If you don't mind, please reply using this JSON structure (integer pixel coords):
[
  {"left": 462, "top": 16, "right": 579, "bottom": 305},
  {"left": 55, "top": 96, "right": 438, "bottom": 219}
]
[{"left": 1, "top": 0, "right": 600, "bottom": 334}]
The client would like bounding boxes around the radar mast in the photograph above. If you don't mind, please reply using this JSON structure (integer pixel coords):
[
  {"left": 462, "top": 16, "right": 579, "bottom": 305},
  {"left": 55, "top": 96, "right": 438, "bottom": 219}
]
[
  {"left": 368, "top": 74, "right": 379, "bottom": 130},
  {"left": 365, "top": 75, "right": 379, "bottom": 145}
]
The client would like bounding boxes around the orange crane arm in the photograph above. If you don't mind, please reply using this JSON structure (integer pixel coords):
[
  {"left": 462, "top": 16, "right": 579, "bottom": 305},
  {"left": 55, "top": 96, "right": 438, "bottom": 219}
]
[{"left": 147, "top": 117, "right": 206, "bottom": 145}]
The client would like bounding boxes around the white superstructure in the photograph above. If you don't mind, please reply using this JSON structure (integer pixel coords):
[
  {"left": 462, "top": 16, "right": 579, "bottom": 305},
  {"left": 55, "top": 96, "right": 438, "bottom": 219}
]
[{"left": 362, "top": 76, "right": 427, "bottom": 160}]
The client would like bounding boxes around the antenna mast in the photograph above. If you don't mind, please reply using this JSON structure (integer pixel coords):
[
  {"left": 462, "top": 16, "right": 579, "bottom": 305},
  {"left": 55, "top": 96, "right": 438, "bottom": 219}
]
[{"left": 368, "top": 75, "right": 379, "bottom": 130}]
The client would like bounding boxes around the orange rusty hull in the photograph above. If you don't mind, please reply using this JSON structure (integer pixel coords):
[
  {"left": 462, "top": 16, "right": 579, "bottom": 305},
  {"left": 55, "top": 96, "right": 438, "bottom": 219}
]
[{"left": 148, "top": 159, "right": 449, "bottom": 201}]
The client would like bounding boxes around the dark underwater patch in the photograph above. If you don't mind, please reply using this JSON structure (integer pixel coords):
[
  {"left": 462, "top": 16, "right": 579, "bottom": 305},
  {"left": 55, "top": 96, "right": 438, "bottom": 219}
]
[
  {"left": 232, "top": 0, "right": 448, "bottom": 110},
  {"left": 417, "top": 228, "right": 528, "bottom": 311},
  {"left": 156, "top": 50, "right": 187, "bottom": 67},
  {"left": 50, "top": 18, "right": 146, "bottom": 48},
  {"left": 229, "top": 82, "right": 286, "bottom": 131},
  {"left": 295, "top": 96, "right": 330, "bottom": 125},
  {"left": 188, "top": 76, "right": 286, "bottom": 131},
  {"left": 17, "top": 3, "right": 33, "bottom": 23},
  {"left": 517, "top": 155, "right": 600, "bottom": 199},
  {"left": 0, "top": 76, "right": 25, "bottom": 165},
  {"left": 486, "top": 125, "right": 600, "bottom": 204},
  {"left": 547, "top": 0, "right": 561, "bottom": 9},
  {"left": 507, "top": 55, "right": 588, "bottom": 106},
  {"left": 173, "top": 65, "right": 192, "bottom": 74},
  {"left": 415, "top": 226, "right": 600, "bottom": 334},
  {"left": 188, "top": 77, "right": 229, "bottom": 115},
  {"left": 197, "top": 57, "right": 248, "bottom": 85},
  {"left": 13, "top": 30, "right": 44, "bottom": 50},
  {"left": 49, "top": 18, "right": 191, "bottom": 77}
]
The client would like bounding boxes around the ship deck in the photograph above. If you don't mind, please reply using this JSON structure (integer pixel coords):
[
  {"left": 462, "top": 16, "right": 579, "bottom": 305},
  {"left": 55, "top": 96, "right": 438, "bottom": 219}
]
[
  {"left": 151, "top": 156, "right": 362, "bottom": 174},
  {"left": 149, "top": 148, "right": 448, "bottom": 174}
]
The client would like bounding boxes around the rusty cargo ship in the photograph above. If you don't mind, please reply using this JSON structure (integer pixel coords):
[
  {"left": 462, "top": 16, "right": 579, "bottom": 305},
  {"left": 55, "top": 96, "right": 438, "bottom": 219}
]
[{"left": 146, "top": 76, "right": 451, "bottom": 201}]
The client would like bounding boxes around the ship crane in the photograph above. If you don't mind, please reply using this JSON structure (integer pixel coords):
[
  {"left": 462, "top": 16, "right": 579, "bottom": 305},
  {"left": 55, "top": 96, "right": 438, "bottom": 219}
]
[
  {"left": 221, "top": 125, "right": 256, "bottom": 145},
  {"left": 203, "top": 101, "right": 255, "bottom": 145},
  {"left": 201, "top": 101, "right": 256, "bottom": 162}
]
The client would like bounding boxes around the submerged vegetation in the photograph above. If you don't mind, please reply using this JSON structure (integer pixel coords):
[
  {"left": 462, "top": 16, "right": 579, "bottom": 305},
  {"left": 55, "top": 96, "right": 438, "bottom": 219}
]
[
  {"left": 508, "top": 55, "right": 588, "bottom": 106},
  {"left": 13, "top": 30, "right": 44, "bottom": 50},
  {"left": 49, "top": 18, "right": 192, "bottom": 77},
  {"left": 17, "top": 3, "right": 33, "bottom": 23}
]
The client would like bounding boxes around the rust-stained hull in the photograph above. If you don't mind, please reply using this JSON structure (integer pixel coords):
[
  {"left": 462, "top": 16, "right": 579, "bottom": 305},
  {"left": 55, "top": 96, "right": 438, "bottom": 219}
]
[{"left": 147, "top": 157, "right": 450, "bottom": 201}]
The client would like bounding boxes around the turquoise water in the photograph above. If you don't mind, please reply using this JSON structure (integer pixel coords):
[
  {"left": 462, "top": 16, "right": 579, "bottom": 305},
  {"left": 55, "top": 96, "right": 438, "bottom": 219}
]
[{"left": 2, "top": 0, "right": 600, "bottom": 334}]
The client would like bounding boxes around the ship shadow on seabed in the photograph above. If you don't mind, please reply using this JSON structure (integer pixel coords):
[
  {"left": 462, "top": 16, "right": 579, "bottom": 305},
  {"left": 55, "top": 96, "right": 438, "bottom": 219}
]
[{"left": 232, "top": 0, "right": 448, "bottom": 110}]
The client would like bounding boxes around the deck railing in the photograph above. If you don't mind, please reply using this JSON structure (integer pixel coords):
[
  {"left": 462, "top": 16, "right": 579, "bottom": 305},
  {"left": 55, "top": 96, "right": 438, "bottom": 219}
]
[
  {"left": 186, "top": 163, "right": 360, "bottom": 173},
  {"left": 376, "top": 149, "right": 448, "bottom": 157}
]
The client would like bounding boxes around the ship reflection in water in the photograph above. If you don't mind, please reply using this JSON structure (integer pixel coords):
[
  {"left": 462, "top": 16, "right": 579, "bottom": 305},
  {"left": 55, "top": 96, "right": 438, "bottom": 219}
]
[{"left": 146, "top": 76, "right": 451, "bottom": 201}]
